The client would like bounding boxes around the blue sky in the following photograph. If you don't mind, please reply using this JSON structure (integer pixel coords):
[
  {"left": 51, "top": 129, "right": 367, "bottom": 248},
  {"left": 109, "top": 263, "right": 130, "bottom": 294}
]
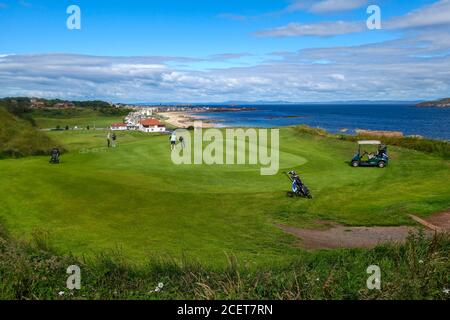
[{"left": 0, "top": 0, "right": 449, "bottom": 102}]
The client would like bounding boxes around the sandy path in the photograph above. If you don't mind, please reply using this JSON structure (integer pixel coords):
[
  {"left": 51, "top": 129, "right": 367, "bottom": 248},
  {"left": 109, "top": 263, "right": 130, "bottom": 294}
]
[{"left": 278, "top": 211, "right": 449, "bottom": 250}]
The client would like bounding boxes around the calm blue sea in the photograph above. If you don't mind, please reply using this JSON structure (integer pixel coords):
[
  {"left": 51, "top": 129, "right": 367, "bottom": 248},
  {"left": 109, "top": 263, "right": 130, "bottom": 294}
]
[{"left": 194, "top": 104, "right": 450, "bottom": 140}]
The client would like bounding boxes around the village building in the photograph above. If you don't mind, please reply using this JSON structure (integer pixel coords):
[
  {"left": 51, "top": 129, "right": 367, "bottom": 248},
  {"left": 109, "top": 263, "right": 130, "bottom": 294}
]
[
  {"left": 138, "top": 118, "right": 166, "bottom": 133},
  {"left": 54, "top": 102, "right": 75, "bottom": 109},
  {"left": 110, "top": 123, "right": 128, "bottom": 131}
]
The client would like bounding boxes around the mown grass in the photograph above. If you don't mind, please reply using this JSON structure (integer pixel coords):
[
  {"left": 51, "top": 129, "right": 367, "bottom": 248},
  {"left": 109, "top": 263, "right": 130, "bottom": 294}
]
[
  {"left": 0, "top": 127, "right": 449, "bottom": 266},
  {"left": 0, "top": 122, "right": 449, "bottom": 300},
  {"left": 0, "top": 228, "right": 448, "bottom": 300}
]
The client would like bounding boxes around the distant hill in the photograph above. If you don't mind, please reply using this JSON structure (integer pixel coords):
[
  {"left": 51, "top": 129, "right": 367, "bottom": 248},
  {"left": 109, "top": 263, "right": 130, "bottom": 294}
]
[
  {"left": 0, "top": 107, "right": 57, "bottom": 158},
  {"left": 134, "top": 100, "right": 418, "bottom": 106},
  {"left": 417, "top": 98, "right": 450, "bottom": 108}
]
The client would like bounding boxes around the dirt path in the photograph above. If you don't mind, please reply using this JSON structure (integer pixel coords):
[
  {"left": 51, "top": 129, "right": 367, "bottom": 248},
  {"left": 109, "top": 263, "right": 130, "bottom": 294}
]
[
  {"left": 279, "top": 211, "right": 449, "bottom": 250},
  {"left": 424, "top": 211, "right": 450, "bottom": 231}
]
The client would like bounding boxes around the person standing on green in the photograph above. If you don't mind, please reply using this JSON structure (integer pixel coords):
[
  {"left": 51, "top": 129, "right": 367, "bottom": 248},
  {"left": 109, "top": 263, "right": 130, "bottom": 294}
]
[
  {"left": 179, "top": 136, "right": 185, "bottom": 149},
  {"left": 170, "top": 131, "right": 177, "bottom": 151},
  {"left": 111, "top": 132, "right": 117, "bottom": 148},
  {"left": 107, "top": 132, "right": 111, "bottom": 148}
]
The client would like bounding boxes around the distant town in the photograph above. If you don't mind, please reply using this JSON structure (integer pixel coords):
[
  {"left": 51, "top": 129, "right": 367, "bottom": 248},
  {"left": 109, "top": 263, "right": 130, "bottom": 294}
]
[{"left": 25, "top": 97, "right": 255, "bottom": 131}]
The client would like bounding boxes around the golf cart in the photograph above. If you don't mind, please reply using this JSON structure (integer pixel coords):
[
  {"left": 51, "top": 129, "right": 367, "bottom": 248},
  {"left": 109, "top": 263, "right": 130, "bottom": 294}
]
[{"left": 351, "top": 140, "right": 388, "bottom": 168}]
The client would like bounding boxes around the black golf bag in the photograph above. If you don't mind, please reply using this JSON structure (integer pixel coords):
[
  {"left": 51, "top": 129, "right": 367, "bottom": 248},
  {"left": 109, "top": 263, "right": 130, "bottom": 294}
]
[{"left": 286, "top": 171, "right": 312, "bottom": 199}]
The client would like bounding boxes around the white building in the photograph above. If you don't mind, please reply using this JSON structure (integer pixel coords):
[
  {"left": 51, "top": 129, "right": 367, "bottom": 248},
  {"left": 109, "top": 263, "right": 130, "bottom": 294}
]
[
  {"left": 138, "top": 118, "right": 166, "bottom": 133},
  {"left": 110, "top": 123, "right": 128, "bottom": 131},
  {"left": 127, "top": 124, "right": 139, "bottom": 131}
]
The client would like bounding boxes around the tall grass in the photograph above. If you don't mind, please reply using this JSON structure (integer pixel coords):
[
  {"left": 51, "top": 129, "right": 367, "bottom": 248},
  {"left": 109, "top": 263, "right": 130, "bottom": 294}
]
[
  {"left": 292, "top": 125, "right": 450, "bottom": 159},
  {"left": 0, "top": 228, "right": 448, "bottom": 300},
  {"left": 0, "top": 107, "right": 59, "bottom": 158}
]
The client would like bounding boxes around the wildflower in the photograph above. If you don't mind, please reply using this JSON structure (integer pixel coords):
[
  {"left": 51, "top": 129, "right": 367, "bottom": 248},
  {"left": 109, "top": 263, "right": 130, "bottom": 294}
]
[
  {"left": 418, "top": 260, "right": 424, "bottom": 264},
  {"left": 152, "top": 282, "right": 164, "bottom": 293},
  {"left": 58, "top": 291, "right": 65, "bottom": 296},
  {"left": 443, "top": 288, "right": 449, "bottom": 294}
]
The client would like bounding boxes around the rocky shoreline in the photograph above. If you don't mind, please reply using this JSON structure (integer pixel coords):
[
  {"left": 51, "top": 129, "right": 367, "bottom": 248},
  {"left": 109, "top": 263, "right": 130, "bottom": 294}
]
[{"left": 417, "top": 98, "right": 450, "bottom": 108}]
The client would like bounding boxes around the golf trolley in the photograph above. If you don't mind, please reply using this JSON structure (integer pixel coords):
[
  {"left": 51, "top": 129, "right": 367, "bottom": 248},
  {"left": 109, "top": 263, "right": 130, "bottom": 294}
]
[
  {"left": 49, "top": 147, "right": 60, "bottom": 164},
  {"left": 286, "top": 171, "right": 312, "bottom": 199}
]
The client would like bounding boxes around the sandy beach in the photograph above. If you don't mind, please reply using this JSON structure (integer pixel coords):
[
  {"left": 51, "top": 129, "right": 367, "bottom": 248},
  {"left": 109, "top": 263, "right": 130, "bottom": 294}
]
[{"left": 158, "top": 111, "right": 219, "bottom": 128}]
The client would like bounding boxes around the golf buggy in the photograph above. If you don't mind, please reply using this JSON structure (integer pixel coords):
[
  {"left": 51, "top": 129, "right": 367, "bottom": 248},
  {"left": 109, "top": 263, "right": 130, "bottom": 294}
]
[
  {"left": 286, "top": 171, "right": 312, "bottom": 199},
  {"left": 350, "top": 140, "right": 388, "bottom": 168}
]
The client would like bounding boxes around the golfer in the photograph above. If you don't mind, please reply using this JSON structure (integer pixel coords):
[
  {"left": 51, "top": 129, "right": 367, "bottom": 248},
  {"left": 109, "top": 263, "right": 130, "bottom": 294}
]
[
  {"left": 179, "top": 136, "right": 185, "bottom": 149},
  {"left": 111, "top": 132, "right": 117, "bottom": 148},
  {"left": 170, "top": 132, "right": 177, "bottom": 150},
  {"left": 107, "top": 132, "right": 111, "bottom": 148}
]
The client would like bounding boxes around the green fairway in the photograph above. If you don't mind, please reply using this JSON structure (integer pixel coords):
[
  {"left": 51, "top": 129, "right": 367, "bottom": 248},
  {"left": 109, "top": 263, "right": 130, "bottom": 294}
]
[{"left": 0, "top": 128, "right": 449, "bottom": 265}]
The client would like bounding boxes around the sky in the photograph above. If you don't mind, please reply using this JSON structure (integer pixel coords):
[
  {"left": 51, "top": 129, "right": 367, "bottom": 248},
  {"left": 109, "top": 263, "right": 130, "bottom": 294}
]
[{"left": 0, "top": 0, "right": 449, "bottom": 103}]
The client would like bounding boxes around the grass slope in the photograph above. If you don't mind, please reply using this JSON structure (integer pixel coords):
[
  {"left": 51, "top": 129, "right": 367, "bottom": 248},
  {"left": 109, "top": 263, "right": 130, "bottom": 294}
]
[
  {"left": 31, "top": 108, "right": 125, "bottom": 129},
  {"left": 1, "top": 230, "right": 448, "bottom": 300},
  {"left": 0, "top": 108, "right": 56, "bottom": 158},
  {"left": 0, "top": 128, "right": 449, "bottom": 265}
]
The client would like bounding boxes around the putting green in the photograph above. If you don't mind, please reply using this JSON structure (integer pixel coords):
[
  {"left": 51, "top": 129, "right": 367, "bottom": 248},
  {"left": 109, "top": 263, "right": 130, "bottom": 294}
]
[{"left": 0, "top": 128, "right": 449, "bottom": 265}]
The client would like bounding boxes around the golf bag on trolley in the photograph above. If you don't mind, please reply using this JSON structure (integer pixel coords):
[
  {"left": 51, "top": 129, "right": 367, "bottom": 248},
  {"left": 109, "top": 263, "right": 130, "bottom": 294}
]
[
  {"left": 49, "top": 147, "right": 60, "bottom": 164},
  {"left": 286, "top": 171, "right": 312, "bottom": 199}
]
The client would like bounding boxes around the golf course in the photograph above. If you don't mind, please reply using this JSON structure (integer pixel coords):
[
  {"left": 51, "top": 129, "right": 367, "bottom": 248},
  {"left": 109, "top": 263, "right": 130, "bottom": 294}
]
[{"left": 1, "top": 123, "right": 449, "bottom": 267}]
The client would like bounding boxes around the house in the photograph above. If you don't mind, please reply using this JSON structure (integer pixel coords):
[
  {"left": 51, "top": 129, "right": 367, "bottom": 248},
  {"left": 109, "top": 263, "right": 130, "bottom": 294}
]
[
  {"left": 30, "top": 99, "right": 45, "bottom": 109},
  {"left": 126, "top": 123, "right": 140, "bottom": 131},
  {"left": 54, "top": 102, "right": 75, "bottom": 109},
  {"left": 138, "top": 118, "right": 166, "bottom": 133},
  {"left": 110, "top": 123, "right": 128, "bottom": 131}
]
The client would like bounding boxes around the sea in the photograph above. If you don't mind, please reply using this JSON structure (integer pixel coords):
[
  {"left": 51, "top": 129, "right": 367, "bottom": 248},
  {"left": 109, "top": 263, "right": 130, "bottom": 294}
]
[{"left": 193, "top": 104, "right": 450, "bottom": 141}]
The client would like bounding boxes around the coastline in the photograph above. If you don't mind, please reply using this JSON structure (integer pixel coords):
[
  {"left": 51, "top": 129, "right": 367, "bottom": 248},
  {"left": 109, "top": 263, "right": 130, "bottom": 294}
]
[
  {"left": 154, "top": 104, "right": 450, "bottom": 140},
  {"left": 158, "top": 111, "right": 221, "bottom": 128}
]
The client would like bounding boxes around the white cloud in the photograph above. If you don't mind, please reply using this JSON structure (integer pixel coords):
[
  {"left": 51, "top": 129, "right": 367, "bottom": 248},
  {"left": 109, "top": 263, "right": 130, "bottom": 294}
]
[
  {"left": 312, "top": 0, "right": 367, "bottom": 13},
  {"left": 386, "top": 0, "right": 450, "bottom": 29},
  {"left": 288, "top": 0, "right": 369, "bottom": 13},
  {"left": 256, "top": 21, "right": 365, "bottom": 37},
  {"left": 257, "top": 0, "right": 450, "bottom": 37},
  {"left": 330, "top": 74, "right": 346, "bottom": 81},
  {"left": 1, "top": 31, "right": 449, "bottom": 103}
]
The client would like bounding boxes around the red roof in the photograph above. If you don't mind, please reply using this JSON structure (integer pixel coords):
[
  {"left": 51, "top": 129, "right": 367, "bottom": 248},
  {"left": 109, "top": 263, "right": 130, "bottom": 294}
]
[
  {"left": 111, "top": 123, "right": 127, "bottom": 127},
  {"left": 139, "top": 118, "right": 163, "bottom": 126}
]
